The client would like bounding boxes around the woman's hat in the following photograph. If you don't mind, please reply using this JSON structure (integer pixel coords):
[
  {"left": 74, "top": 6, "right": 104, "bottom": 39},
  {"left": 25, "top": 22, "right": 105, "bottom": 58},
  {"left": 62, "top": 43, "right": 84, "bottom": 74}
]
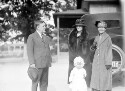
[
  {"left": 73, "top": 19, "right": 86, "bottom": 27},
  {"left": 27, "top": 67, "right": 39, "bottom": 82},
  {"left": 95, "top": 21, "right": 107, "bottom": 28}
]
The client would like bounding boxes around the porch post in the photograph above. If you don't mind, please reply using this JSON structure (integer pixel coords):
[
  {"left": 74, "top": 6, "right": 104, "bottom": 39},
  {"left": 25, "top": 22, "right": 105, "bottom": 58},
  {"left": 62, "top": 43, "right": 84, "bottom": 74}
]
[{"left": 57, "top": 17, "right": 60, "bottom": 62}]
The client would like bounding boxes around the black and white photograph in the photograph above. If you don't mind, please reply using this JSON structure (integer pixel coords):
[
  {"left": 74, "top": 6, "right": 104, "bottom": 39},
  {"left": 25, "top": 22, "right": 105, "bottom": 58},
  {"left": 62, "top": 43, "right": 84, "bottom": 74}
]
[{"left": 0, "top": 0, "right": 125, "bottom": 91}]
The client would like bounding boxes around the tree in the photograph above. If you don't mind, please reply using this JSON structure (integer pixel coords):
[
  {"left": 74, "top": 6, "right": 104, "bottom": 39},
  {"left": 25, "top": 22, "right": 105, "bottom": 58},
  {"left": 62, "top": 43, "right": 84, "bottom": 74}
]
[
  {"left": 0, "top": 0, "right": 77, "bottom": 43},
  {"left": 0, "top": 0, "right": 55, "bottom": 43}
]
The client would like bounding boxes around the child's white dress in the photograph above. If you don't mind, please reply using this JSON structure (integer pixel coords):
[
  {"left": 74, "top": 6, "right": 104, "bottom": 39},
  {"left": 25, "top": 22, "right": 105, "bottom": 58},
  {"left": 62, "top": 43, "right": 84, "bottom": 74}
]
[{"left": 69, "top": 67, "right": 87, "bottom": 91}]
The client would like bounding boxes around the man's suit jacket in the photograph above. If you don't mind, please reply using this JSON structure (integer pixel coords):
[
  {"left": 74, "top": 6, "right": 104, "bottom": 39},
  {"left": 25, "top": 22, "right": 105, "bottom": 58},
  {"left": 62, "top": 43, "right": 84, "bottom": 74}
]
[{"left": 27, "top": 31, "right": 52, "bottom": 68}]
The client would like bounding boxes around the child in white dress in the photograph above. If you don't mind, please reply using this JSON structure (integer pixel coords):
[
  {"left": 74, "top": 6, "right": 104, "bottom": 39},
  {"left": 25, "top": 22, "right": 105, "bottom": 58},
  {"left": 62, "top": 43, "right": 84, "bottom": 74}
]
[{"left": 69, "top": 56, "right": 87, "bottom": 91}]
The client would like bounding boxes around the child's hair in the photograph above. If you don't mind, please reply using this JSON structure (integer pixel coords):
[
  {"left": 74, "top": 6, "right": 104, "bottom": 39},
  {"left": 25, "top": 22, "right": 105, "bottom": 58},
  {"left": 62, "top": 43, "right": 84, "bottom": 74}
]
[{"left": 74, "top": 56, "right": 85, "bottom": 67}]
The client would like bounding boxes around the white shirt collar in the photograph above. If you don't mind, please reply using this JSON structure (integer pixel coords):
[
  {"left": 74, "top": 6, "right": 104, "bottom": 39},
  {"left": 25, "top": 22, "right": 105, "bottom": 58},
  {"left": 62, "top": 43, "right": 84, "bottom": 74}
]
[{"left": 36, "top": 31, "right": 42, "bottom": 38}]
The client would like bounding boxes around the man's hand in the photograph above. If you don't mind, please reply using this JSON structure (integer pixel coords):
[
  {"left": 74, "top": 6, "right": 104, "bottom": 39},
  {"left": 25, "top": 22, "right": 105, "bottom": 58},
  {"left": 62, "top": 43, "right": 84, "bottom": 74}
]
[
  {"left": 29, "top": 64, "right": 36, "bottom": 68},
  {"left": 69, "top": 81, "right": 72, "bottom": 84},
  {"left": 105, "top": 65, "right": 111, "bottom": 70}
]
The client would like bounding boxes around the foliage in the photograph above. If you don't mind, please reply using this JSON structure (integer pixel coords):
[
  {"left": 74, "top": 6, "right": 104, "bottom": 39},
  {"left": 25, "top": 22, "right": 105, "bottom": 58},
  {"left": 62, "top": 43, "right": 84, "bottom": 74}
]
[
  {"left": 59, "top": 28, "right": 73, "bottom": 52},
  {"left": 0, "top": 0, "right": 77, "bottom": 42}
]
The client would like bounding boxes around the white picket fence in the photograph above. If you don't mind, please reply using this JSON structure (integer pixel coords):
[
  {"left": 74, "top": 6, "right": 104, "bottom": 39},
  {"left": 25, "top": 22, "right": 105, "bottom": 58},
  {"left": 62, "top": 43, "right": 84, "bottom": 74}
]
[{"left": 0, "top": 44, "right": 24, "bottom": 58}]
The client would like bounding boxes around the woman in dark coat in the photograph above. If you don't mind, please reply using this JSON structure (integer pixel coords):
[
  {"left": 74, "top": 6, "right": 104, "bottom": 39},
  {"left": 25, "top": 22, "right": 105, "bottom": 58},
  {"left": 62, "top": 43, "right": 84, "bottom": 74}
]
[{"left": 68, "top": 19, "right": 93, "bottom": 87}]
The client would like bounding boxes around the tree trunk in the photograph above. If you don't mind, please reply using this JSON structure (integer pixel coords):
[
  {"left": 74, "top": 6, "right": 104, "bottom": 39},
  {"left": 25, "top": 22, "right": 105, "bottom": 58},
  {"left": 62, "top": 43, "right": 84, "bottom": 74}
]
[{"left": 23, "top": 36, "right": 28, "bottom": 60}]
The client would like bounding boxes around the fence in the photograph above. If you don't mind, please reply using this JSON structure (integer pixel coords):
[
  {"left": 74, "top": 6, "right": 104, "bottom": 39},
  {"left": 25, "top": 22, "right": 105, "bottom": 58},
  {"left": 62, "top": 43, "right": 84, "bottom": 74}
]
[{"left": 0, "top": 44, "right": 24, "bottom": 58}]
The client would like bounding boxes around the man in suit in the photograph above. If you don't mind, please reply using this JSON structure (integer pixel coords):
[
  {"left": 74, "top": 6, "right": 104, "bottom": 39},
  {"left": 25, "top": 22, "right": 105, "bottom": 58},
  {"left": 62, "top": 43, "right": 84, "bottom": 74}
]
[{"left": 27, "top": 20, "right": 54, "bottom": 91}]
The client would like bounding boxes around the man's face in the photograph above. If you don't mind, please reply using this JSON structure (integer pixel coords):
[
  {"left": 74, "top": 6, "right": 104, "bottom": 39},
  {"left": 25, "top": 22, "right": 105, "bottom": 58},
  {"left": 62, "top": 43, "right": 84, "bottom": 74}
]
[{"left": 37, "top": 22, "right": 46, "bottom": 34}]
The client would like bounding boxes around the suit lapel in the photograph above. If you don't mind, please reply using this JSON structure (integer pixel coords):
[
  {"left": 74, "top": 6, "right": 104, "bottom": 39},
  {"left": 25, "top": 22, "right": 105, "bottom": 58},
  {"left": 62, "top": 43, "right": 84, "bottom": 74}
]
[{"left": 34, "top": 31, "right": 45, "bottom": 43}]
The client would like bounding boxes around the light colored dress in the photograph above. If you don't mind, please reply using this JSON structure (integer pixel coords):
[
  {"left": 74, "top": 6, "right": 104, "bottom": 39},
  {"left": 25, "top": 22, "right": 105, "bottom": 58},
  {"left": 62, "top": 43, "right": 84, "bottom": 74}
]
[{"left": 69, "top": 67, "right": 87, "bottom": 91}]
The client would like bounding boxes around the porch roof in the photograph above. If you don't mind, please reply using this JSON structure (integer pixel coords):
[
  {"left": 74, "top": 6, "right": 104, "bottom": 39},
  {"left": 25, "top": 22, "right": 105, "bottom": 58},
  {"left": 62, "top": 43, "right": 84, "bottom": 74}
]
[{"left": 53, "top": 9, "right": 89, "bottom": 27}]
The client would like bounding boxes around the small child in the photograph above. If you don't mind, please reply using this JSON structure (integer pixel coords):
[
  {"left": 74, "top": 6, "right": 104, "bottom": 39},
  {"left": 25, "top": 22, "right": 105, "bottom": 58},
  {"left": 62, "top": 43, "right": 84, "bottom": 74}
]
[{"left": 69, "top": 56, "right": 87, "bottom": 91}]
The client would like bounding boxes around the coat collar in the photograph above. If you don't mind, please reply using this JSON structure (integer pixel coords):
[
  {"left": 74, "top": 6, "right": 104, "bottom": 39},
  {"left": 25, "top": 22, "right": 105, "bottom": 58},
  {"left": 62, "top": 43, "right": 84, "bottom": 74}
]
[
  {"left": 97, "top": 32, "right": 109, "bottom": 45},
  {"left": 34, "top": 31, "right": 41, "bottom": 38},
  {"left": 34, "top": 31, "right": 46, "bottom": 42},
  {"left": 34, "top": 31, "right": 46, "bottom": 38}
]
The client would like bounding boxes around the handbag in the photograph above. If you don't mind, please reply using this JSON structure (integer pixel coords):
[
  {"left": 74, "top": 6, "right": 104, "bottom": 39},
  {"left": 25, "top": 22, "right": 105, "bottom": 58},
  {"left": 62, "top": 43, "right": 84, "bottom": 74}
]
[{"left": 89, "top": 42, "right": 97, "bottom": 63}]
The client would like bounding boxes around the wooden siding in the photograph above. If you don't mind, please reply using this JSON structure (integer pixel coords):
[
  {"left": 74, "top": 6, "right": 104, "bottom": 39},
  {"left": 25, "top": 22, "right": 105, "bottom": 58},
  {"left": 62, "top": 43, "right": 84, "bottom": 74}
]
[
  {"left": 89, "top": 4, "right": 119, "bottom": 14},
  {"left": 84, "top": 0, "right": 118, "bottom": 1}
]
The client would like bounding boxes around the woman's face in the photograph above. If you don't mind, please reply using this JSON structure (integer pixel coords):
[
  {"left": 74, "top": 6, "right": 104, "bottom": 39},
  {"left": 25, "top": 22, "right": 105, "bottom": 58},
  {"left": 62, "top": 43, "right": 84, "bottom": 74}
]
[
  {"left": 76, "top": 25, "right": 83, "bottom": 32},
  {"left": 97, "top": 23, "right": 106, "bottom": 34}
]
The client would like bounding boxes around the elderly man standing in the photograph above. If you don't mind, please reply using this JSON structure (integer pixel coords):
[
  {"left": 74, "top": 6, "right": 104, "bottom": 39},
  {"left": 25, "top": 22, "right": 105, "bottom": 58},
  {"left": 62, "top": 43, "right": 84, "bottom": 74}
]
[{"left": 27, "top": 20, "right": 55, "bottom": 91}]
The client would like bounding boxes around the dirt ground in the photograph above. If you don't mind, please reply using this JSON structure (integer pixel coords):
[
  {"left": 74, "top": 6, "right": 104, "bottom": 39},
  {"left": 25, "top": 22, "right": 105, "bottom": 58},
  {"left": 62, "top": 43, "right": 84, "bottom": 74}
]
[{"left": 0, "top": 52, "right": 125, "bottom": 91}]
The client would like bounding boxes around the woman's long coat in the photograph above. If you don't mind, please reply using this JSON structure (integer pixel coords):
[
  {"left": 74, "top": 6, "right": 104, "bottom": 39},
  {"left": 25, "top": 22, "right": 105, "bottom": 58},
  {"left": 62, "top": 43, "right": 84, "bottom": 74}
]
[
  {"left": 90, "top": 32, "right": 112, "bottom": 90},
  {"left": 68, "top": 29, "right": 93, "bottom": 87}
]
